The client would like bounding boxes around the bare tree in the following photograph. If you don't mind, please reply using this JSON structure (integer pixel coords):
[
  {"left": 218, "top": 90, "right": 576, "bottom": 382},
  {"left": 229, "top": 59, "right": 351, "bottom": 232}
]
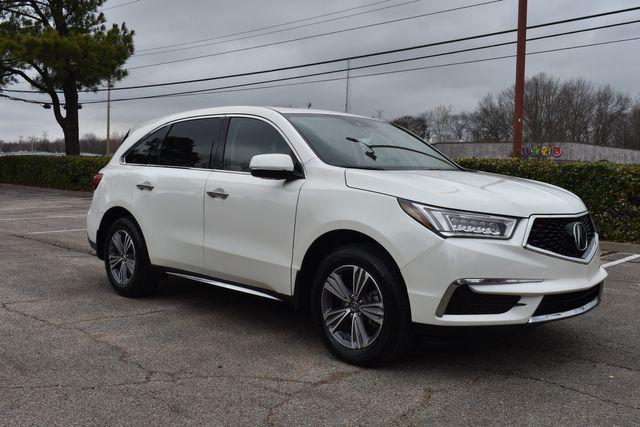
[
  {"left": 557, "top": 78, "right": 594, "bottom": 143},
  {"left": 429, "top": 105, "right": 453, "bottom": 142},
  {"left": 391, "top": 73, "right": 640, "bottom": 149},
  {"left": 524, "top": 73, "right": 564, "bottom": 142},
  {"left": 469, "top": 91, "right": 513, "bottom": 142},
  {"left": 591, "top": 85, "right": 631, "bottom": 147}
]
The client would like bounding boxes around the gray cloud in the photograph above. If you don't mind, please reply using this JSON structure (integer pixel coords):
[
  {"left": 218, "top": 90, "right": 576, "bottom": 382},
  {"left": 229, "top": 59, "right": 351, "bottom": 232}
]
[{"left": 1, "top": 0, "right": 639, "bottom": 140}]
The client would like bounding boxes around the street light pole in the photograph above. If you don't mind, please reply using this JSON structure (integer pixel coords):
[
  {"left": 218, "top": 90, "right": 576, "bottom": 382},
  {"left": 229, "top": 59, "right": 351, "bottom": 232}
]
[
  {"left": 344, "top": 59, "right": 351, "bottom": 113},
  {"left": 513, "top": 0, "right": 527, "bottom": 158}
]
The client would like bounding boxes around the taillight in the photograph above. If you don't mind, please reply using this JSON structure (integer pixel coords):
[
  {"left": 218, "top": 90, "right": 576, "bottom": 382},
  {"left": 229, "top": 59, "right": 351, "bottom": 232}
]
[{"left": 92, "top": 173, "right": 103, "bottom": 190}]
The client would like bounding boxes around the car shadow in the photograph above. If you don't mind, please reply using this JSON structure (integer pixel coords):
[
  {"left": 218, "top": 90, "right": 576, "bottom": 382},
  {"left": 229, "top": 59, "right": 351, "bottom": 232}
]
[{"left": 151, "top": 277, "right": 595, "bottom": 373}]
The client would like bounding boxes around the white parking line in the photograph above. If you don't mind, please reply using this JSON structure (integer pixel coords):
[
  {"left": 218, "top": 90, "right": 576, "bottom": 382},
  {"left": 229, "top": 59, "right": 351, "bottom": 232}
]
[
  {"left": 0, "top": 215, "right": 85, "bottom": 221},
  {"left": 25, "top": 228, "right": 87, "bottom": 235},
  {"left": 602, "top": 254, "right": 640, "bottom": 269}
]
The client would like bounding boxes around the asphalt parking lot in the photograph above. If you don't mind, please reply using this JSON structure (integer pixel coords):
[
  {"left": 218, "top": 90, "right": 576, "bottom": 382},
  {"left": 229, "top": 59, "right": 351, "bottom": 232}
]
[{"left": 1, "top": 183, "right": 639, "bottom": 425}]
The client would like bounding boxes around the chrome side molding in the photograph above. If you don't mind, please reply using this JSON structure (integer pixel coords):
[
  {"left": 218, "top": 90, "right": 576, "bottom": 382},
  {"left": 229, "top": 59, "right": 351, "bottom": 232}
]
[{"left": 166, "top": 272, "right": 283, "bottom": 302}]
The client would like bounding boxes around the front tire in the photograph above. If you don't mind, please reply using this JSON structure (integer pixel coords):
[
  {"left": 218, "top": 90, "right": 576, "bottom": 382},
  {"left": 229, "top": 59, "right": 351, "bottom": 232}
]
[
  {"left": 103, "top": 217, "right": 157, "bottom": 298},
  {"left": 311, "top": 244, "right": 414, "bottom": 366}
]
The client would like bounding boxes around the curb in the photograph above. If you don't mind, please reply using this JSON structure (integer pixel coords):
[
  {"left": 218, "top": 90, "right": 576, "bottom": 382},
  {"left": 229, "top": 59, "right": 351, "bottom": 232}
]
[{"left": 600, "top": 241, "right": 640, "bottom": 254}]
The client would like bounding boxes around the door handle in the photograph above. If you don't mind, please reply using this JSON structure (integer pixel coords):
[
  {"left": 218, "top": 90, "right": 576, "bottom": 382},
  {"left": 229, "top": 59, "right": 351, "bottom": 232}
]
[
  {"left": 207, "top": 188, "right": 229, "bottom": 199},
  {"left": 136, "top": 182, "right": 154, "bottom": 191}
]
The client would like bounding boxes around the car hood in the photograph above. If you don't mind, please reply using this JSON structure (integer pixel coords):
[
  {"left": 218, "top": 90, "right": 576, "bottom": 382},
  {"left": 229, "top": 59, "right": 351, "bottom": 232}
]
[{"left": 345, "top": 169, "right": 586, "bottom": 217}]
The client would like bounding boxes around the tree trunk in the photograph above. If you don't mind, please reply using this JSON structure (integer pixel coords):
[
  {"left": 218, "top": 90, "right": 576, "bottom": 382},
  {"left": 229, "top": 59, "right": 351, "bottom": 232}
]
[
  {"left": 62, "top": 81, "right": 80, "bottom": 156},
  {"left": 63, "top": 113, "right": 80, "bottom": 155}
]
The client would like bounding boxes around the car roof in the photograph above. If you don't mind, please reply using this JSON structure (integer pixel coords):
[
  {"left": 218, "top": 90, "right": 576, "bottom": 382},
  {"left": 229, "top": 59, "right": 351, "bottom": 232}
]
[{"left": 132, "top": 106, "right": 375, "bottom": 130}]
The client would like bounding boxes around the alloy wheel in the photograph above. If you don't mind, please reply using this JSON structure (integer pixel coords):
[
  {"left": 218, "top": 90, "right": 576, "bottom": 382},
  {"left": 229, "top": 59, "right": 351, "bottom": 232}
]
[
  {"left": 321, "top": 265, "right": 384, "bottom": 350},
  {"left": 108, "top": 229, "right": 136, "bottom": 285}
]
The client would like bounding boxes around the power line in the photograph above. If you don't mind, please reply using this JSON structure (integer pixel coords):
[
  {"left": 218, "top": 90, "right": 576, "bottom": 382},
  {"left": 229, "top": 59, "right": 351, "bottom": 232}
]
[
  {"left": 136, "top": 0, "right": 400, "bottom": 53},
  {"left": 136, "top": 0, "right": 420, "bottom": 55},
  {"left": 100, "top": 0, "right": 142, "bottom": 11},
  {"left": 8, "top": 35, "right": 639, "bottom": 105},
  {"left": 6, "top": 6, "right": 640, "bottom": 95},
  {"left": 3, "top": 35, "right": 639, "bottom": 106},
  {"left": 125, "top": 0, "right": 505, "bottom": 70},
  {"left": 50, "top": 32, "right": 640, "bottom": 104},
  {"left": 167, "top": 35, "right": 640, "bottom": 99},
  {"left": 97, "top": 35, "right": 640, "bottom": 104},
  {"left": 134, "top": 0, "right": 421, "bottom": 57}
]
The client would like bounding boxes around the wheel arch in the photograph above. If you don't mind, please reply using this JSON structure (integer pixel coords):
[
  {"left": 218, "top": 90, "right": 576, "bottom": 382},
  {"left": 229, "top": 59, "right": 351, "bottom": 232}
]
[
  {"left": 293, "top": 229, "right": 406, "bottom": 312},
  {"left": 96, "top": 206, "right": 144, "bottom": 260}
]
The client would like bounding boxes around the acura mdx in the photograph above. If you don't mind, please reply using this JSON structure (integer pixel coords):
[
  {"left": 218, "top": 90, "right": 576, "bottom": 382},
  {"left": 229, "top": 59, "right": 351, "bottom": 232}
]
[{"left": 87, "top": 106, "right": 606, "bottom": 365}]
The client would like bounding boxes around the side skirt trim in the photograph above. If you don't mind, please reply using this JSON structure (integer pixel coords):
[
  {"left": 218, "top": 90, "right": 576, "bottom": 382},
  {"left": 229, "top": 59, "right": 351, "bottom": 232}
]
[{"left": 165, "top": 271, "right": 284, "bottom": 302}]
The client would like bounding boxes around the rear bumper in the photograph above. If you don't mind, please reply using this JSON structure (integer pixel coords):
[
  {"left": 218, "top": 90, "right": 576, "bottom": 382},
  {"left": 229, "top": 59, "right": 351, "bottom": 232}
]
[{"left": 401, "top": 231, "right": 607, "bottom": 326}]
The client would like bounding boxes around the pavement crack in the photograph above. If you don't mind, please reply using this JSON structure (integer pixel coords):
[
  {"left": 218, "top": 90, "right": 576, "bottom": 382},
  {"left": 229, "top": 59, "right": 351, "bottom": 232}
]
[
  {"left": 68, "top": 308, "right": 182, "bottom": 324},
  {"left": 0, "top": 298, "right": 46, "bottom": 306},
  {"left": 0, "top": 301, "right": 156, "bottom": 383},
  {"left": 503, "top": 341, "right": 640, "bottom": 374},
  {"left": 9, "top": 233, "right": 92, "bottom": 255},
  {"left": 391, "top": 387, "right": 433, "bottom": 424},
  {"left": 504, "top": 371, "right": 640, "bottom": 410},
  {"left": 263, "top": 369, "right": 361, "bottom": 425}
]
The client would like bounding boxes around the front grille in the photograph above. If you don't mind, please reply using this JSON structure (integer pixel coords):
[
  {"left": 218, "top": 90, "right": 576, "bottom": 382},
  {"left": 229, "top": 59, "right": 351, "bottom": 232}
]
[
  {"left": 444, "top": 285, "right": 521, "bottom": 315},
  {"left": 526, "top": 214, "right": 595, "bottom": 259},
  {"left": 533, "top": 283, "right": 602, "bottom": 317}
]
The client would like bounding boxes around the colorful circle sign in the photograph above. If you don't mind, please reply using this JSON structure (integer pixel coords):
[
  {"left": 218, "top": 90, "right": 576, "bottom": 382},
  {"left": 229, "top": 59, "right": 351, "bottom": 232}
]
[
  {"left": 521, "top": 146, "right": 531, "bottom": 157},
  {"left": 552, "top": 146, "right": 563, "bottom": 157},
  {"left": 541, "top": 145, "right": 551, "bottom": 157},
  {"left": 531, "top": 145, "right": 541, "bottom": 156}
]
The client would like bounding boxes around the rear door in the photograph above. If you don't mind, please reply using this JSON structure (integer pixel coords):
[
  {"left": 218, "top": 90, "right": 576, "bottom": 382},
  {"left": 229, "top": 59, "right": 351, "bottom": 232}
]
[
  {"left": 202, "top": 116, "right": 304, "bottom": 295},
  {"left": 128, "top": 117, "right": 224, "bottom": 273}
]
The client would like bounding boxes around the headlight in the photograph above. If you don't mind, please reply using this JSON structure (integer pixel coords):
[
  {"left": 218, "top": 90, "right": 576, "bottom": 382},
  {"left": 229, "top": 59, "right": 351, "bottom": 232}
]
[{"left": 398, "top": 199, "right": 518, "bottom": 239}]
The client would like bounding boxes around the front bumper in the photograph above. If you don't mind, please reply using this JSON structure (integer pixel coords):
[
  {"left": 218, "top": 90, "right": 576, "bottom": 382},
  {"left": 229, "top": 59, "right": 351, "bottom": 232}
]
[{"left": 401, "top": 229, "right": 607, "bottom": 326}]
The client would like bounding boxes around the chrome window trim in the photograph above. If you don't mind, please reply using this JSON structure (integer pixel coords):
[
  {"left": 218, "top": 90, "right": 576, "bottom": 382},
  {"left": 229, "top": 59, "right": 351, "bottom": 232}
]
[
  {"left": 119, "top": 114, "right": 227, "bottom": 168},
  {"left": 522, "top": 212, "right": 598, "bottom": 265},
  {"left": 528, "top": 295, "right": 600, "bottom": 323}
]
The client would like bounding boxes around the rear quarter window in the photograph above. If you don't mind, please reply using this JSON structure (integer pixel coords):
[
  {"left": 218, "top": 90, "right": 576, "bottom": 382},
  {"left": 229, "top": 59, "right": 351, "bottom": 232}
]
[{"left": 124, "top": 126, "right": 168, "bottom": 165}]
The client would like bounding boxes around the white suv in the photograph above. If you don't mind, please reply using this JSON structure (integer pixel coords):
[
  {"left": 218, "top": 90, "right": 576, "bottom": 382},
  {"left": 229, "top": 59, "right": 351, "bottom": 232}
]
[{"left": 87, "top": 106, "right": 606, "bottom": 365}]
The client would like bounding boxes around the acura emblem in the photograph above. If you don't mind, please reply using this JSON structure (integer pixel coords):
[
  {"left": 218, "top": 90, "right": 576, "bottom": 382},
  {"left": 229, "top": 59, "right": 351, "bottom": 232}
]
[{"left": 570, "top": 222, "right": 588, "bottom": 251}]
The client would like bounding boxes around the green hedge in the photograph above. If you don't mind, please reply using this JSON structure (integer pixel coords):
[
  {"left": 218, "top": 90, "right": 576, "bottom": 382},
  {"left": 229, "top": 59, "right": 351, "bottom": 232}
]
[
  {"left": 0, "top": 155, "right": 110, "bottom": 192},
  {"left": 458, "top": 159, "right": 640, "bottom": 242},
  {"left": 0, "top": 156, "right": 638, "bottom": 242}
]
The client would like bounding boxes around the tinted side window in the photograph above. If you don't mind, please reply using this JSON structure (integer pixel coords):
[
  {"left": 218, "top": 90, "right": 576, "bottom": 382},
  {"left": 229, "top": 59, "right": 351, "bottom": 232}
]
[
  {"left": 223, "top": 117, "right": 292, "bottom": 172},
  {"left": 159, "top": 118, "right": 222, "bottom": 168},
  {"left": 124, "top": 126, "right": 168, "bottom": 165}
]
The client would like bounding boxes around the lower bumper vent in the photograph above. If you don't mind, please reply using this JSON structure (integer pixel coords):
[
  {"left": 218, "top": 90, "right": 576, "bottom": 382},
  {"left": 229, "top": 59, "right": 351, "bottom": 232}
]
[
  {"left": 444, "top": 285, "right": 521, "bottom": 315},
  {"left": 532, "top": 283, "right": 602, "bottom": 317}
]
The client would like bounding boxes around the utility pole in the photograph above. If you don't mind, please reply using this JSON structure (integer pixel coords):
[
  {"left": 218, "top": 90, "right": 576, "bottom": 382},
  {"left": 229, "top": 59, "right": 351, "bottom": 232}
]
[
  {"left": 106, "top": 79, "right": 112, "bottom": 155},
  {"left": 344, "top": 59, "right": 351, "bottom": 113},
  {"left": 513, "top": 0, "right": 527, "bottom": 158}
]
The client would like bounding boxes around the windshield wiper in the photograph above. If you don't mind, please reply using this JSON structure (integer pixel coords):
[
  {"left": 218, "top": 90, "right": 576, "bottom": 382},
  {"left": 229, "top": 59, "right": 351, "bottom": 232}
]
[
  {"left": 346, "top": 137, "right": 377, "bottom": 161},
  {"left": 343, "top": 165, "right": 386, "bottom": 170},
  {"left": 368, "top": 144, "right": 455, "bottom": 168}
]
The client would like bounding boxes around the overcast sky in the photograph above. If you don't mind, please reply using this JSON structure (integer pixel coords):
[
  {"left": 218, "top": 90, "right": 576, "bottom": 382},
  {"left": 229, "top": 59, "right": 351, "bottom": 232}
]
[{"left": 2, "top": 0, "right": 640, "bottom": 141}]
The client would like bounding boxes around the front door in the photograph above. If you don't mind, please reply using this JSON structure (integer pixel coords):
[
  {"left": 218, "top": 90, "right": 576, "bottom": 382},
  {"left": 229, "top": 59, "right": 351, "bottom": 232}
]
[{"left": 203, "top": 117, "right": 304, "bottom": 295}]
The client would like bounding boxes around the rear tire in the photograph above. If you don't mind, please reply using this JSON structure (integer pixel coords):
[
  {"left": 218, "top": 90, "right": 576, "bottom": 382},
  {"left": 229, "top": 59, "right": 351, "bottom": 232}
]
[
  {"left": 311, "top": 243, "right": 414, "bottom": 366},
  {"left": 103, "top": 217, "right": 157, "bottom": 298}
]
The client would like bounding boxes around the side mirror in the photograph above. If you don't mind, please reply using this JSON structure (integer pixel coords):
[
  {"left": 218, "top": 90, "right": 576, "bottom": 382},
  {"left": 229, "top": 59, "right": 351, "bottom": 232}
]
[{"left": 249, "top": 154, "right": 300, "bottom": 180}]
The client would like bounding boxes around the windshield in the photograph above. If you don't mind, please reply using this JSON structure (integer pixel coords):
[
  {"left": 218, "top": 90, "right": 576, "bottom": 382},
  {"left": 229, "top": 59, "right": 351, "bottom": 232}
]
[{"left": 285, "top": 113, "right": 458, "bottom": 171}]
